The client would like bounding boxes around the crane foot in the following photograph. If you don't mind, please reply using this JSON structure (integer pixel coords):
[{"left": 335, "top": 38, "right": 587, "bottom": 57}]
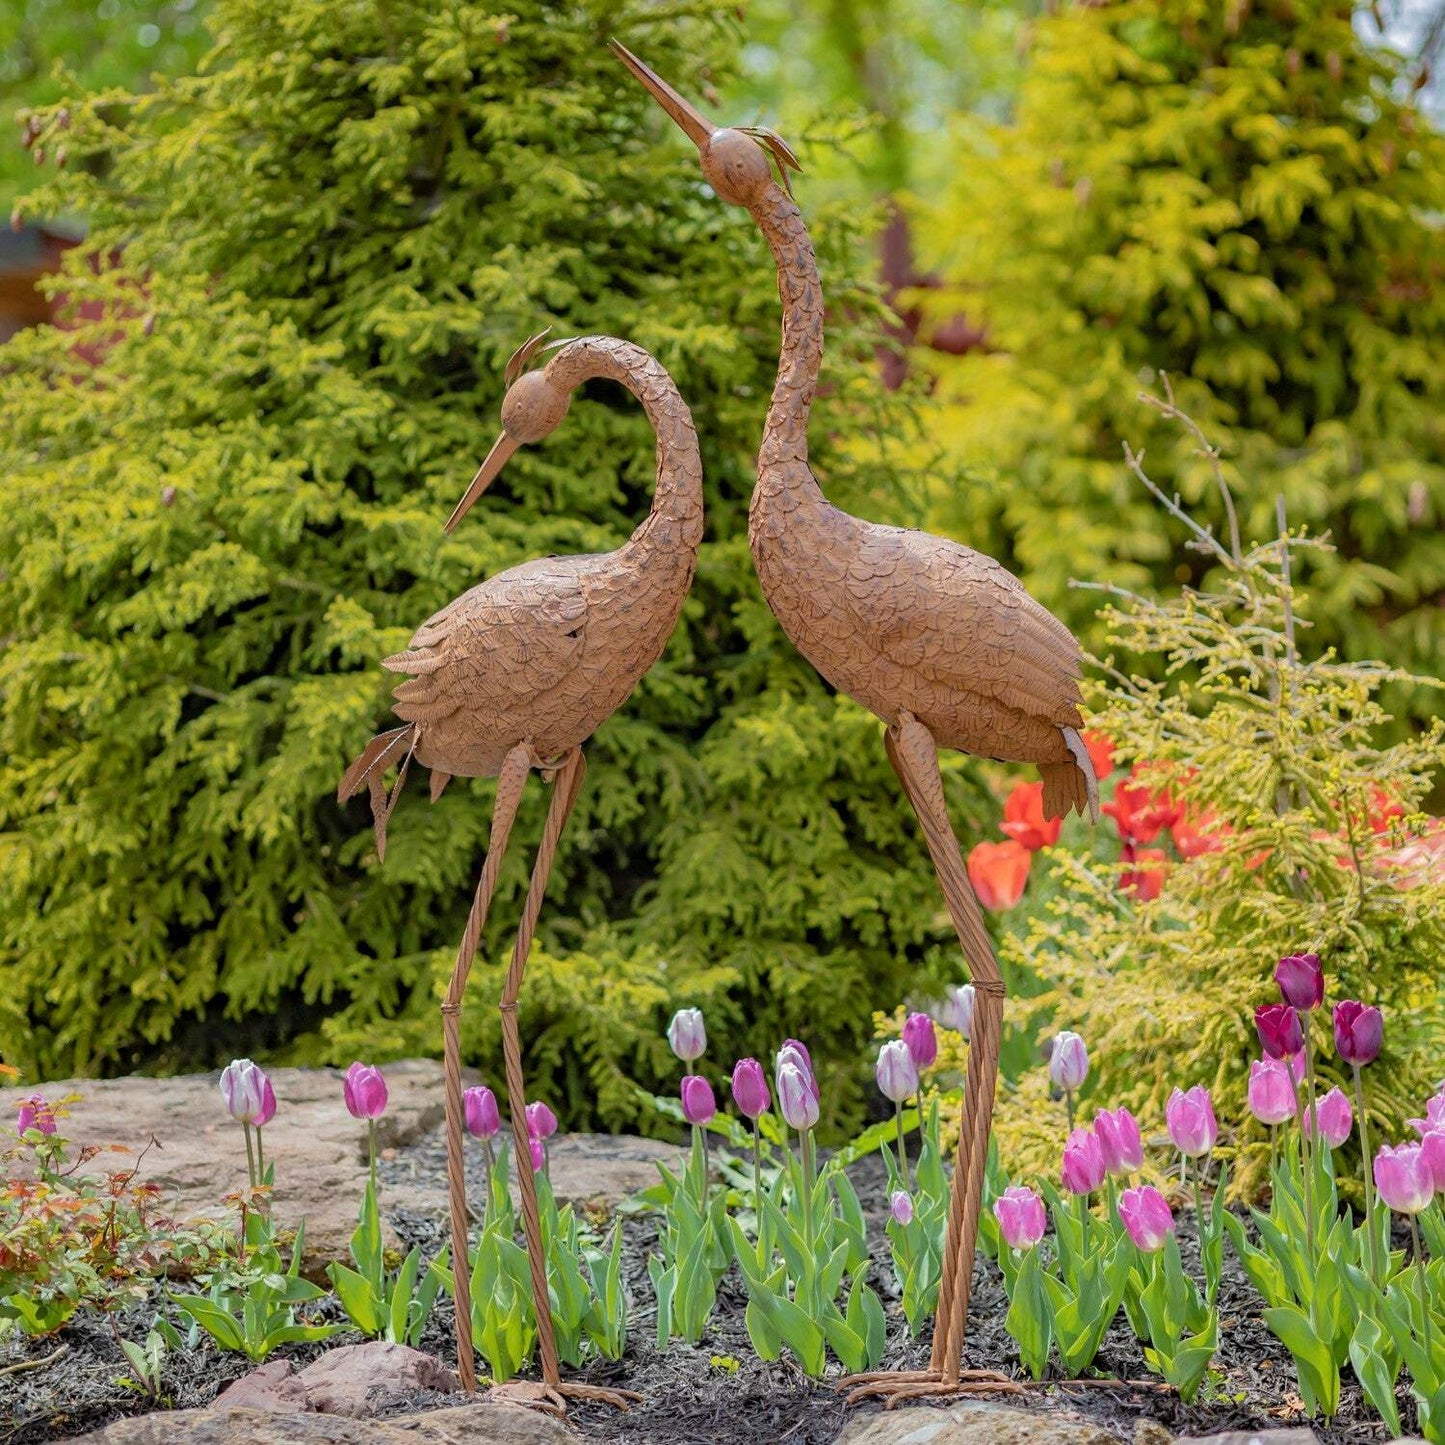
[
  {"left": 483, "top": 1379, "right": 643, "bottom": 1417},
  {"left": 838, "top": 1368, "right": 1024, "bottom": 1409}
]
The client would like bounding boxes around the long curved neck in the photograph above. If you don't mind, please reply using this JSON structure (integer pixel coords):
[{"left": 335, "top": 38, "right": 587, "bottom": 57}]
[
  {"left": 748, "top": 182, "right": 825, "bottom": 483},
  {"left": 546, "top": 337, "right": 704, "bottom": 555}
]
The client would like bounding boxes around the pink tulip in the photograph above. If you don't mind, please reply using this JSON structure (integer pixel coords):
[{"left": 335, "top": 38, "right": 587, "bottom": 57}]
[
  {"left": 1421, "top": 1131, "right": 1445, "bottom": 1195},
  {"left": 730, "top": 1058, "right": 770, "bottom": 1120},
  {"left": 1119, "top": 1185, "right": 1176, "bottom": 1252},
  {"left": 1275, "top": 952, "right": 1324, "bottom": 1011},
  {"left": 1333, "top": 1000, "right": 1382, "bottom": 1066},
  {"left": 1166, "top": 1086, "right": 1217, "bottom": 1158},
  {"left": 776, "top": 1061, "right": 819, "bottom": 1131},
  {"left": 342, "top": 1062, "right": 388, "bottom": 1120},
  {"left": 940, "top": 984, "right": 975, "bottom": 1040},
  {"left": 1303, "top": 1088, "right": 1353, "bottom": 1149},
  {"left": 776, "top": 1041, "right": 818, "bottom": 1100},
  {"left": 220, "top": 1059, "right": 276, "bottom": 1127},
  {"left": 1049, "top": 1031, "right": 1089, "bottom": 1091},
  {"left": 1255, "top": 1003, "right": 1304, "bottom": 1060},
  {"left": 463, "top": 1086, "right": 500, "bottom": 1140},
  {"left": 1374, "top": 1142, "right": 1434, "bottom": 1214},
  {"left": 529, "top": 1136, "right": 546, "bottom": 1173},
  {"left": 993, "top": 1185, "right": 1047, "bottom": 1250},
  {"left": 1248, "top": 1059, "right": 1297, "bottom": 1127},
  {"left": 902, "top": 1012, "right": 938, "bottom": 1070},
  {"left": 1061, "top": 1126, "right": 1105, "bottom": 1195},
  {"left": 525, "top": 1100, "right": 558, "bottom": 1140},
  {"left": 1094, "top": 1107, "right": 1144, "bottom": 1175},
  {"left": 890, "top": 1190, "right": 914, "bottom": 1226},
  {"left": 667, "top": 1008, "right": 706, "bottom": 1063},
  {"left": 15, "top": 1093, "right": 56, "bottom": 1137},
  {"left": 1407, "top": 1089, "right": 1445, "bottom": 1137},
  {"left": 876, "top": 1040, "right": 920, "bottom": 1105},
  {"left": 680, "top": 1074, "right": 716, "bottom": 1126}
]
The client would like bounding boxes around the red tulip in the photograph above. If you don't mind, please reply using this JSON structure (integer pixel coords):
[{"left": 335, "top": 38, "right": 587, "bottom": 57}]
[
  {"left": 967, "top": 839, "right": 1030, "bottom": 910},
  {"left": 1082, "top": 730, "right": 1115, "bottom": 781},
  {"left": 1366, "top": 786, "right": 1404, "bottom": 835},
  {"left": 1172, "top": 804, "right": 1229, "bottom": 859},
  {"left": 1103, "top": 770, "right": 1179, "bottom": 845},
  {"left": 1000, "top": 781, "right": 1062, "bottom": 852},
  {"left": 1121, "top": 847, "right": 1167, "bottom": 900}
]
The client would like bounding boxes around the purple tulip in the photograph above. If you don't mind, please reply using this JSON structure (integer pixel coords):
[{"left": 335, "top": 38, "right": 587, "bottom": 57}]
[
  {"left": 463, "top": 1085, "right": 500, "bottom": 1140},
  {"left": 1410, "top": 1089, "right": 1445, "bottom": 1136},
  {"left": 15, "top": 1093, "right": 56, "bottom": 1137},
  {"left": 1048, "top": 1031, "right": 1089, "bottom": 1091},
  {"left": 1303, "top": 1088, "right": 1353, "bottom": 1150},
  {"left": 1247, "top": 1058, "right": 1298, "bottom": 1127},
  {"left": 1094, "top": 1107, "right": 1144, "bottom": 1175},
  {"left": 1421, "top": 1131, "right": 1445, "bottom": 1195},
  {"left": 525, "top": 1100, "right": 558, "bottom": 1140},
  {"left": 1061, "top": 1126, "right": 1105, "bottom": 1195},
  {"left": 1255, "top": 1003, "right": 1305, "bottom": 1060},
  {"left": 1119, "top": 1185, "right": 1176, "bottom": 1252},
  {"left": 1333, "top": 1000, "right": 1383, "bottom": 1066},
  {"left": 940, "top": 984, "right": 975, "bottom": 1040},
  {"left": 993, "top": 1185, "right": 1047, "bottom": 1250},
  {"left": 776, "top": 1060, "right": 820, "bottom": 1131},
  {"left": 667, "top": 1008, "right": 707, "bottom": 1063},
  {"left": 876, "top": 1040, "right": 920, "bottom": 1105},
  {"left": 889, "top": 1190, "right": 914, "bottom": 1226},
  {"left": 1165, "top": 1086, "right": 1218, "bottom": 1158},
  {"left": 342, "top": 1062, "right": 387, "bottom": 1120},
  {"left": 680, "top": 1074, "right": 716, "bottom": 1127},
  {"left": 1374, "top": 1142, "right": 1435, "bottom": 1214},
  {"left": 1275, "top": 953, "right": 1324, "bottom": 1011},
  {"left": 730, "top": 1058, "right": 770, "bottom": 1120},
  {"left": 902, "top": 1012, "right": 938, "bottom": 1070},
  {"left": 220, "top": 1059, "right": 276, "bottom": 1127}
]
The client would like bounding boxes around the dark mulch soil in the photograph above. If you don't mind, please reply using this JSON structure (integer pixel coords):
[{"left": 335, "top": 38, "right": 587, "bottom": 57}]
[{"left": 0, "top": 1136, "right": 1411, "bottom": 1445}]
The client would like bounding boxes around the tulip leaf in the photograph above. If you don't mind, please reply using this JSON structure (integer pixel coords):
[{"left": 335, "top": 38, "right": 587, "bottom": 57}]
[
  {"left": 328, "top": 1262, "right": 382, "bottom": 1337},
  {"left": 1004, "top": 1247, "right": 1053, "bottom": 1380},
  {"left": 1348, "top": 1313, "right": 1402, "bottom": 1438},
  {"left": 1262, "top": 1304, "right": 1339, "bottom": 1417}
]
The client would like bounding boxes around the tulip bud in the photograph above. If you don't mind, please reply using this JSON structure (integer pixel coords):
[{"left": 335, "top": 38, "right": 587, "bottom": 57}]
[
  {"left": 901, "top": 1012, "right": 937, "bottom": 1070},
  {"left": 776, "top": 1061, "right": 820, "bottom": 1131},
  {"left": 1333, "top": 1000, "right": 1382, "bottom": 1066},
  {"left": 529, "top": 1135, "right": 546, "bottom": 1174},
  {"left": 1421, "top": 1131, "right": 1445, "bottom": 1194},
  {"left": 342, "top": 1062, "right": 388, "bottom": 1120},
  {"left": 15, "top": 1093, "right": 57, "bottom": 1137},
  {"left": 666, "top": 1007, "right": 706, "bottom": 1063},
  {"left": 680, "top": 1074, "right": 716, "bottom": 1126},
  {"left": 220, "top": 1059, "right": 277, "bottom": 1127},
  {"left": 730, "top": 1058, "right": 770, "bottom": 1120},
  {"left": 1165, "top": 1085, "right": 1217, "bottom": 1158},
  {"left": 939, "top": 983, "right": 975, "bottom": 1040},
  {"left": 1048, "top": 1031, "right": 1088, "bottom": 1091},
  {"left": 1374, "top": 1142, "right": 1434, "bottom": 1214},
  {"left": 876, "top": 1040, "right": 920, "bottom": 1105},
  {"left": 1093, "top": 1107, "right": 1143, "bottom": 1175},
  {"left": 1119, "top": 1185, "right": 1175, "bottom": 1252},
  {"left": 463, "top": 1085, "right": 500, "bottom": 1140},
  {"left": 1255, "top": 1003, "right": 1304, "bottom": 1059},
  {"left": 1275, "top": 953, "right": 1324, "bottom": 1011},
  {"left": 993, "top": 1185, "right": 1046, "bottom": 1250},
  {"left": 1247, "top": 1058, "right": 1297, "bottom": 1126},
  {"left": 889, "top": 1190, "right": 914, "bottom": 1226},
  {"left": 525, "top": 1100, "right": 558, "bottom": 1140},
  {"left": 1303, "top": 1088, "right": 1353, "bottom": 1149},
  {"left": 777, "top": 1038, "right": 813, "bottom": 1077},
  {"left": 1061, "top": 1126, "right": 1105, "bottom": 1195}
]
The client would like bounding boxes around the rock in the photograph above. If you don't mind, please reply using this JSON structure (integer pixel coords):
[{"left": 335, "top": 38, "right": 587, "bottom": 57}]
[
  {"left": 1176, "top": 1433, "right": 1321, "bottom": 1444},
  {"left": 213, "top": 1358, "right": 305, "bottom": 1413},
  {"left": 215, "top": 1345, "right": 458, "bottom": 1418},
  {"left": 836, "top": 1400, "right": 1118, "bottom": 1444},
  {"left": 62, "top": 1403, "right": 573, "bottom": 1444},
  {"left": 1133, "top": 1424, "right": 1174, "bottom": 1445}
]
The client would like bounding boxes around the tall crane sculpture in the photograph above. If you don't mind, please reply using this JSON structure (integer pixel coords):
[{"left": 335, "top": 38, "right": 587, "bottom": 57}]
[
  {"left": 340, "top": 333, "right": 702, "bottom": 1409},
  {"left": 612, "top": 43, "right": 1098, "bottom": 1404}
]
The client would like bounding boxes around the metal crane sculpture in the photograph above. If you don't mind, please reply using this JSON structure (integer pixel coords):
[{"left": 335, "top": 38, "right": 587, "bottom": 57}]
[
  {"left": 339, "top": 332, "right": 702, "bottom": 1410},
  {"left": 611, "top": 43, "right": 1098, "bottom": 1405}
]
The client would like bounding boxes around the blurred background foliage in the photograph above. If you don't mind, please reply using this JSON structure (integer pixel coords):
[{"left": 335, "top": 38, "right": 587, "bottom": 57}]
[{"left": 1, "top": 0, "right": 1441, "bottom": 1143}]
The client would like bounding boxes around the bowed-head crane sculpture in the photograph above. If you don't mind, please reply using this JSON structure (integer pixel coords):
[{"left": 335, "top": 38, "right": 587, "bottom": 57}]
[
  {"left": 611, "top": 42, "right": 1098, "bottom": 1404},
  {"left": 340, "top": 333, "right": 703, "bottom": 1409}
]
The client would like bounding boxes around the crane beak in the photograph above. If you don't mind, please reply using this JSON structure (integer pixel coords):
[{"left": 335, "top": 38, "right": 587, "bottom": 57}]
[
  {"left": 609, "top": 40, "right": 716, "bottom": 150},
  {"left": 445, "top": 432, "right": 520, "bottom": 534}
]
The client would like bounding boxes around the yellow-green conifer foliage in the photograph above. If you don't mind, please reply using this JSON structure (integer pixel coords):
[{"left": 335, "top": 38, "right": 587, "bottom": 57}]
[
  {"left": 0, "top": 0, "right": 989, "bottom": 1131},
  {"left": 912, "top": 0, "right": 1445, "bottom": 725}
]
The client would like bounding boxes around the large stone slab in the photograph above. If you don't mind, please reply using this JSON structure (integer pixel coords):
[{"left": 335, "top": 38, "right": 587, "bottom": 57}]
[
  {"left": 837, "top": 1400, "right": 1119, "bottom": 1445},
  {"left": 1176, "top": 1433, "right": 1321, "bottom": 1444},
  {"left": 213, "top": 1344, "right": 458, "bottom": 1417}
]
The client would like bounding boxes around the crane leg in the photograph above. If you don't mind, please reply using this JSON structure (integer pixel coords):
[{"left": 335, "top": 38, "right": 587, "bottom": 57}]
[
  {"left": 485, "top": 749, "right": 640, "bottom": 1416},
  {"left": 842, "top": 712, "right": 1020, "bottom": 1407},
  {"left": 442, "top": 743, "right": 533, "bottom": 1395}
]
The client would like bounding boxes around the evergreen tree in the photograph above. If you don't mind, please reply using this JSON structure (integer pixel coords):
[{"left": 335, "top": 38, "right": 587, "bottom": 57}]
[
  {"left": 0, "top": 0, "right": 990, "bottom": 1132},
  {"left": 912, "top": 0, "right": 1445, "bottom": 722}
]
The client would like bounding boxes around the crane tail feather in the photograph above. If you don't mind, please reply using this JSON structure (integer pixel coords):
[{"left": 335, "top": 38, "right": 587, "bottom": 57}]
[{"left": 1052, "top": 726, "right": 1100, "bottom": 823}]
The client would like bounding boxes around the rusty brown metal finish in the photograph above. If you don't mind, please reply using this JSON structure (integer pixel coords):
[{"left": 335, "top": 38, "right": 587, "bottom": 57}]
[
  {"left": 615, "top": 41, "right": 1097, "bottom": 1398},
  {"left": 339, "top": 334, "right": 701, "bottom": 1407}
]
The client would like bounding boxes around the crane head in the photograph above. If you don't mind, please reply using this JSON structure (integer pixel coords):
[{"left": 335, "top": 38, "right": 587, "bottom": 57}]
[
  {"left": 609, "top": 41, "right": 802, "bottom": 205},
  {"left": 445, "top": 330, "right": 572, "bottom": 534}
]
